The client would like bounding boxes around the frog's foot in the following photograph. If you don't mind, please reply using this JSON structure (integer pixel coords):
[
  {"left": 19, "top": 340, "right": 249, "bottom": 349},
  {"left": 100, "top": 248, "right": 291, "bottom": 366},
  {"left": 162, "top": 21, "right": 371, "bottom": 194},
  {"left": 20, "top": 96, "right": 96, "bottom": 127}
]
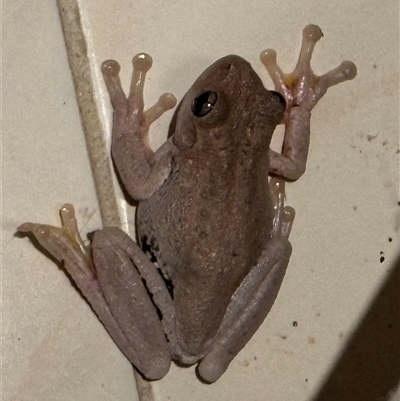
[
  {"left": 102, "top": 54, "right": 177, "bottom": 200},
  {"left": 18, "top": 204, "right": 92, "bottom": 268},
  {"left": 263, "top": 25, "right": 357, "bottom": 181},
  {"left": 261, "top": 24, "right": 357, "bottom": 114},
  {"left": 198, "top": 178, "right": 295, "bottom": 382},
  {"left": 18, "top": 205, "right": 173, "bottom": 380}
]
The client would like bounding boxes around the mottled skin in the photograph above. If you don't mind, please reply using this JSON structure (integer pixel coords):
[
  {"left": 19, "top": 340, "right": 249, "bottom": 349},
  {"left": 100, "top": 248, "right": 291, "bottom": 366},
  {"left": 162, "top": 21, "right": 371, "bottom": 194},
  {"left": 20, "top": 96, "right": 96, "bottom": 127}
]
[
  {"left": 18, "top": 25, "right": 357, "bottom": 383},
  {"left": 137, "top": 56, "right": 285, "bottom": 356}
]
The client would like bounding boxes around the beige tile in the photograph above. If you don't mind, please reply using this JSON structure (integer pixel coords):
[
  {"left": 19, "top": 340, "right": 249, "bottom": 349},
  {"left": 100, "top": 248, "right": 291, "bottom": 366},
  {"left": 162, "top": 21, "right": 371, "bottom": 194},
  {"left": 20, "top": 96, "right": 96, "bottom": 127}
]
[{"left": 4, "top": 0, "right": 398, "bottom": 400}]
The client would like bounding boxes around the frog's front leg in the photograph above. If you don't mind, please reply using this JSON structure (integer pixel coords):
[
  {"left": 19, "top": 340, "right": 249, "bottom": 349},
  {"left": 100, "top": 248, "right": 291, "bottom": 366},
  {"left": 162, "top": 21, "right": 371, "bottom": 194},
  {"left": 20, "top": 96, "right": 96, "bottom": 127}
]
[
  {"left": 102, "top": 54, "right": 177, "bottom": 200},
  {"left": 198, "top": 178, "right": 295, "bottom": 383},
  {"left": 261, "top": 24, "right": 357, "bottom": 180},
  {"left": 18, "top": 205, "right": 176, "bottom": 380}
]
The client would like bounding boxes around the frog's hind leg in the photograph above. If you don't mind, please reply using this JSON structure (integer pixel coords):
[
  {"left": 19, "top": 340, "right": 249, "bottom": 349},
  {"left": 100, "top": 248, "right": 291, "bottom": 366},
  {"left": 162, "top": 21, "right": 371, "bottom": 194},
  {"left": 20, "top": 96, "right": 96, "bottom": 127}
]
[
  {"left": 198, "top": 178, "right": 295, "bottom": 383},
  {"left": 18, "top": 204, "right": 174, "bottom": 380}
]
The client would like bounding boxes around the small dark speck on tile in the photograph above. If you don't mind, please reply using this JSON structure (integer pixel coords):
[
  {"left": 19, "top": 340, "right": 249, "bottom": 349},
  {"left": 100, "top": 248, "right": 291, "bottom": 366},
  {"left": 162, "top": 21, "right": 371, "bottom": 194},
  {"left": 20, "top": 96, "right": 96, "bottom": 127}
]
[
  {"left": 398, "top": 201, "right": 400, "bottom": 206},
  {"left": 383, "top": 141, "right": 387, "bottom": 146},
  {"left": 305, "top": 378, "right": 309, "bottom": 382},
  {"left": 396, "top": 149, "right": 400, "bottom": 154},
  {"left": 316, "top": 313, "right": 321, "bottom": 317},
  {"left": 353, "top": 205, "right": 357, "bottom": 211},
  {"left": 373, "top": 64, "right": 377, "bottom": 69},
  {"left": 293, "top": 321, "right": 298, "bottom": 327},
  {"left": 280, "top": 335, "right": 288, "bottom": 340},
  {"left": 338, "top": 332, "right": 344, "bottom": 339},
  {"left": 367, "top": 134, "right": 378, "bottom": 142},
  {"left": 18, "top": 337, "right": 21, "bottom": 341},
  {"left": 380, "top": 256, "right": 385, "bottom": 263},
  {"left": 359, "top": 150, "right": 362, "bottom": 154},
  {"left": 254, "top": 356, "right": 257, "bottom": 360},
  {"left": 388, "top": 237, "right": 393, "bottom": 242}
]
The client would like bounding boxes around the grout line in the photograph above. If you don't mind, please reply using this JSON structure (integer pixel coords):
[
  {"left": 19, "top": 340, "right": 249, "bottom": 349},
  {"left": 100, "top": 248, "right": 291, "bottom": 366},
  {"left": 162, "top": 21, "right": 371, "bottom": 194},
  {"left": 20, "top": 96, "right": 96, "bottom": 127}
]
[
  {"left": 56, "top": 1, "right": 155, "bottom": 400},
  {"left": 56, "top": 0, "right": 120, "bottom": 228}
]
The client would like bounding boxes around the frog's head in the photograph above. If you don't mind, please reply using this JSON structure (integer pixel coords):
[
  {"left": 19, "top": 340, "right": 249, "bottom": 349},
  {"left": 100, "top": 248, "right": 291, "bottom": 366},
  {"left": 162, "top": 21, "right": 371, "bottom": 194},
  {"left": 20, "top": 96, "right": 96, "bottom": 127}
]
[{"left": 171, "top": 55, "right": 285, "bottom": 151}]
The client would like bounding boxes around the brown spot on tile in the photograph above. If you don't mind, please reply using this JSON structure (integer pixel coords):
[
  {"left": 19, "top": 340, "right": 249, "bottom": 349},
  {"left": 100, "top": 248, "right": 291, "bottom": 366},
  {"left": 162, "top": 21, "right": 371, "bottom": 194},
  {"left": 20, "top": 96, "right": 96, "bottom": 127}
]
[
  {"left": 308, "top": 336, "right": 316, "bottom": 344},
  {"left": 293, "top": 321, "right": 298, "bottom": 327}
]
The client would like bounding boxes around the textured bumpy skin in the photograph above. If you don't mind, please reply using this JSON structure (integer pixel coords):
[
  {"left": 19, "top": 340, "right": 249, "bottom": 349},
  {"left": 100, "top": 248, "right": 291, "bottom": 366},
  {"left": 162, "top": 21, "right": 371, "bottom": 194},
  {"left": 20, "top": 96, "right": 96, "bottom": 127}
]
[
  {"left": 18, "top": 25, "right": 356, "bottom": 383},
  {"left": 137, "top": 55, "right": 286, "bottom": 357}
]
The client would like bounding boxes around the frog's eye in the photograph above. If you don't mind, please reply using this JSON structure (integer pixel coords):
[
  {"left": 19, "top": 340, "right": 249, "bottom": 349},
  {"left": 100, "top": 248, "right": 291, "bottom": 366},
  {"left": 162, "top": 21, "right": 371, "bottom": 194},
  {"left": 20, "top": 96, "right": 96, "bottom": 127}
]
[{"left": 191, "top": 91, "right": 218, "bottom": 117}]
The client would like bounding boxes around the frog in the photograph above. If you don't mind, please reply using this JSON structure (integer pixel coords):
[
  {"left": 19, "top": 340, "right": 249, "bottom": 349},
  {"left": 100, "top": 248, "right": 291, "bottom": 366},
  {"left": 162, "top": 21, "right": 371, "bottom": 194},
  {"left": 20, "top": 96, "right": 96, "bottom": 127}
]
[{"left": 18, "top": 25, "right": 357, "bottom": 383}]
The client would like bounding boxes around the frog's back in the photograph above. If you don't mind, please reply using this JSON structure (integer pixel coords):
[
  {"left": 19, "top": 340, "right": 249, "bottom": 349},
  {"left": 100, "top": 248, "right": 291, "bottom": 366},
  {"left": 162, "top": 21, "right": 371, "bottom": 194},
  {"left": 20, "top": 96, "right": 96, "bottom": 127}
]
[
  {"left": 137, "top": 54, "right": 285, "bottom": 357},
  {"left": 137, "top": 146, "right": 273, "bottom": 356}
]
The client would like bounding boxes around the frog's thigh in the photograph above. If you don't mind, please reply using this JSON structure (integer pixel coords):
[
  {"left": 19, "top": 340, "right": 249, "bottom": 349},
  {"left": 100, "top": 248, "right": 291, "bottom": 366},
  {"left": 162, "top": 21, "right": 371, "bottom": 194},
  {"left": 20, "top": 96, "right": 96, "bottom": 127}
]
[
  {"left": 198, "top": 236, "right": 291, "bottom": 383},
  {"left": 92, "top": 227, "right": 171, "bottom": 380}
]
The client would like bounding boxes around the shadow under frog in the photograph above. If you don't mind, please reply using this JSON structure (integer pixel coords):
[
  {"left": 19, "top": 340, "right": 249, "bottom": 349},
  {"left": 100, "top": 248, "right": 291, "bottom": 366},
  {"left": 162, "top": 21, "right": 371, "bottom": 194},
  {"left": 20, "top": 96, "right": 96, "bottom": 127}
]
[{"left": 18, "top": 25, "right": 357, "bottom": 383}]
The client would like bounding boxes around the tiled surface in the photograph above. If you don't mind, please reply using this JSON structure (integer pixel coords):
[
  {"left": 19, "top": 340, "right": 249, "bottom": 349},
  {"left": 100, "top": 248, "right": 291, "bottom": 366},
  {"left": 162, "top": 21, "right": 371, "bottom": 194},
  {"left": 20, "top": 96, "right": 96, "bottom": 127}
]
[{"left": 3, "top": 1, "right": 399, "bottom": 401}]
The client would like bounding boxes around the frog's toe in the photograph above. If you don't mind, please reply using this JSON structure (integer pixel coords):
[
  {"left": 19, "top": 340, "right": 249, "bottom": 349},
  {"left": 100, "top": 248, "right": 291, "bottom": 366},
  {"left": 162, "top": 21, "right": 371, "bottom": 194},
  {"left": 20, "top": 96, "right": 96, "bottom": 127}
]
[
  {"left": 127, "top": 53, "right": 152, "bottom": 109},
  {"left": 197, "top": 359, "right": 224, "bottom": 383},
  {"left": 260, "top": 49, "right": 287, "bottom": 95},
  {"left": 269, "top": 177, "right": 295, "bottom": 238},
  {"left": 319, "top": 60, "right": 357, "bottom": 91},
  {"left": 102, "top": 59, "right": 128, "bottom": 111},
  {"left": 143, "top": 92, "right": 177, "bottom": 129}
]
